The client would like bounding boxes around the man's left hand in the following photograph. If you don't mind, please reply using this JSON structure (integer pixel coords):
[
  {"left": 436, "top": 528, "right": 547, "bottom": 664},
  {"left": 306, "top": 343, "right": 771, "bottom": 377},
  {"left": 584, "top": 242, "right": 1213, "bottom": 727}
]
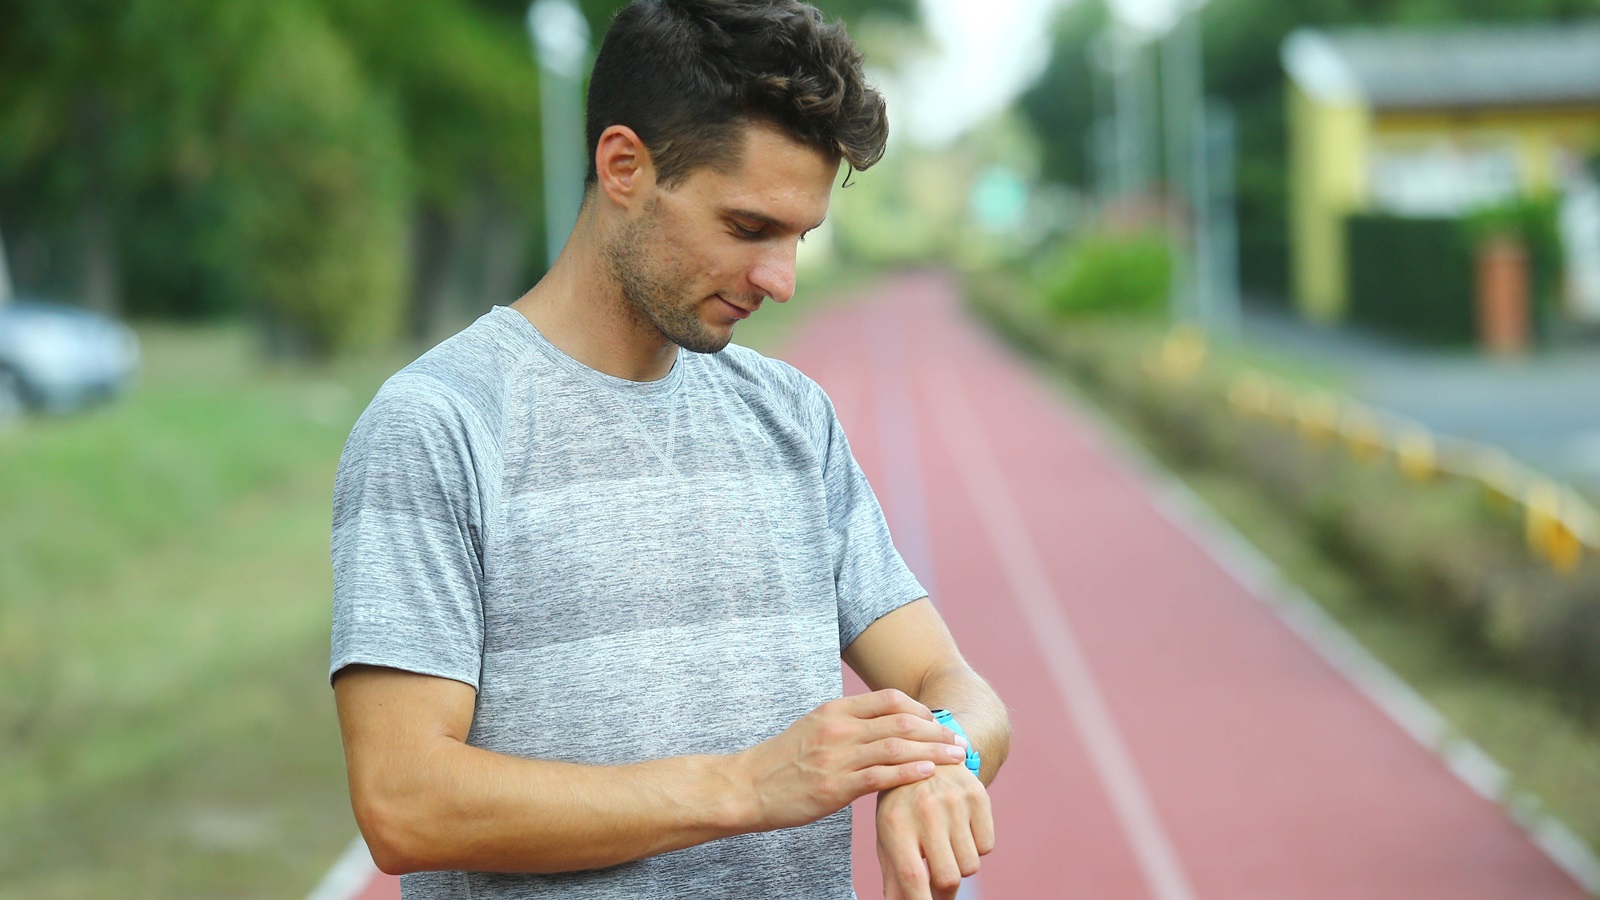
[{"left": 876, "top": 762, "right": 995, "bottom": 900}]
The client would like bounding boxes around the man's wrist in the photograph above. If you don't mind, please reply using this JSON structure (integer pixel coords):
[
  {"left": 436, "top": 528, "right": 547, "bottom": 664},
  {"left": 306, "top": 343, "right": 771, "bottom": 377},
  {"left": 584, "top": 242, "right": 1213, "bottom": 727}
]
[
  {"left": 683, "top": 753, "right": 760, "bottom": 838},
  {"left": 930, "top": 709, "right": 981, "bottom": 778}
]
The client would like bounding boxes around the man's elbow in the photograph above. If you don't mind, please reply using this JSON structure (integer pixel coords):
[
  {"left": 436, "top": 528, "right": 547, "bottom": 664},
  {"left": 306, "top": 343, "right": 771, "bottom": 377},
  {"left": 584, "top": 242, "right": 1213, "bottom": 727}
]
[
  {"left": 368, "top": 839, "right": 422, "bottom": 877},
  {"left": 351, "top": 783, "right": 446, "bottom": 875}
]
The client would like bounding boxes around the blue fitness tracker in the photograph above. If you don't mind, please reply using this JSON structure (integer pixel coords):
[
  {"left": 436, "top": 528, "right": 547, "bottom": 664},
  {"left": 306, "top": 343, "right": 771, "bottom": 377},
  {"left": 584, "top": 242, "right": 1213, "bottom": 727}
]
[{"left": 930, "top": 709, "right": 981, "bottom": 779}]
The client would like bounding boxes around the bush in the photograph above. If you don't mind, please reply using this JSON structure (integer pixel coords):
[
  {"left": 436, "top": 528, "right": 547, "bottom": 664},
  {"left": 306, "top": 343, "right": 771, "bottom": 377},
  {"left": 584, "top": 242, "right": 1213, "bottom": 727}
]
[{"left": 1036, "top": 231, "right": 1173, "bottom": 319}]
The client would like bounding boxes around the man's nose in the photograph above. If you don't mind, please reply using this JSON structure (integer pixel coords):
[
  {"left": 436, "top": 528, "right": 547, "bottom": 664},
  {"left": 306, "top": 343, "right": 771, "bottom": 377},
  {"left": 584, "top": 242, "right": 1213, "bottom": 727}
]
[{"left": 749, "top": 244, "right": 798, "bottom": 304}]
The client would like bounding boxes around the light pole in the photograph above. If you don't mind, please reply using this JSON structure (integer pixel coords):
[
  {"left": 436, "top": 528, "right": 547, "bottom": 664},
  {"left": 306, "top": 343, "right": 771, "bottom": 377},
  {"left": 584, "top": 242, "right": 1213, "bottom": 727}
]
[
  {"left": 527, "top": 0, "right": 591, "bottom": 270},
  {"left": 1161, "top": 4, "right": 1205, "bottom": 325},
  {"left": 1111, "top": 25, "right": 1144, "bottom": 201},
  {"left": 1107, "top": 0, "right": 1238, "bottom": 332},
  {"left": 1206, "top": 100, "right": 1240, "bottom": 333},
  {"left": 1108, "top": 0, "right": 1183, "bottom": 319},
  {"left": 0, "top": 219, "right": 12, "bottom": 306},
  {"left": 1164, "top": 1, "right": 1240, "bottom": 333}
]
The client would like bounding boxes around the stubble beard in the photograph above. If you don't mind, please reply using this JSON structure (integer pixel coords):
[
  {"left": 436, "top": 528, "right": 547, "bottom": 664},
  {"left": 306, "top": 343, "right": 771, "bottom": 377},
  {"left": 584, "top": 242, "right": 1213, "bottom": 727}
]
[{"left": 603, "top": 202, "right": 732, "bottom": 355}]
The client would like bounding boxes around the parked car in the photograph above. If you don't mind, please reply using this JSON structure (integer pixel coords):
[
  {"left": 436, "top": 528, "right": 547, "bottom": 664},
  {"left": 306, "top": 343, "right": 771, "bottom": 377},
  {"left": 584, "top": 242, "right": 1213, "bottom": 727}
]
[{"left": 0, "top": 298, "right": 140, "bottom": 423}]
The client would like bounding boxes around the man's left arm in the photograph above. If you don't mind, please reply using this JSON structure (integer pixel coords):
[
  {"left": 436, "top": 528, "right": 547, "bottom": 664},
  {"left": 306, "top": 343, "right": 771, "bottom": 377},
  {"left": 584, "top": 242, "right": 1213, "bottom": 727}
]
[{"left": 842, "top": 597, "right": 1012, "bottom": 900}]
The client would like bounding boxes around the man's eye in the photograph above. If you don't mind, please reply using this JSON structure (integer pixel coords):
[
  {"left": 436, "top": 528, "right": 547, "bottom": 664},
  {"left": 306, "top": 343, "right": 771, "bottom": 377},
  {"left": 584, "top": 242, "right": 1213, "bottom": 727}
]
[{"left": 732, "top": 223, "right": 763, "bottom": 239}]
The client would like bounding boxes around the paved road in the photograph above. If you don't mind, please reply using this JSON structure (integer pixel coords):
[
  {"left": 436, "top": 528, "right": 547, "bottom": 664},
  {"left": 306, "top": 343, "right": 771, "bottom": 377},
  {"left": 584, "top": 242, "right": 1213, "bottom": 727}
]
[
  {"left": 316, "top": 276, "right": 1591, "bottom": 898},
  {"left": 1240, "top": 306, "right": 1600, "bottom": 499}
]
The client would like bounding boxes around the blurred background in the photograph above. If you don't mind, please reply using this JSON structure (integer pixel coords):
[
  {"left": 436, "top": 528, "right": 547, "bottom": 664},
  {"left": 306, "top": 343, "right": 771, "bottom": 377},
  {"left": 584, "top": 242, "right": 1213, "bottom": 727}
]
[{"left": 4, "top": 0, "right": 1600, "bottom": 895}]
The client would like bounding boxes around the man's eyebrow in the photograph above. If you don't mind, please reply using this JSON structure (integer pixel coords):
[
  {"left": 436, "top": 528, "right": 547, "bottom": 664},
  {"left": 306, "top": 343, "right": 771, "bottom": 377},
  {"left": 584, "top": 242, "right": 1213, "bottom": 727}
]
[{"left": 724, "top": 208, "right": 827, "bottom": 233}]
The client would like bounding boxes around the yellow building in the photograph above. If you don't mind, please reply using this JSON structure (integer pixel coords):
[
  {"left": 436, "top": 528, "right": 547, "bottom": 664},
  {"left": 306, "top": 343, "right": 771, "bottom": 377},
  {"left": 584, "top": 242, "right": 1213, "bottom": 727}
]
[{"left": 1283, "top": 25, "right": 1600, "bottom": 325}]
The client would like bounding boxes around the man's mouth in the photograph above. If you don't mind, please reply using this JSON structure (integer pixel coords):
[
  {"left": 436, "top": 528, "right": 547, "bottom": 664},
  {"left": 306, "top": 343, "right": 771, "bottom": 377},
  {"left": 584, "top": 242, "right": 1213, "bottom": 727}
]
[{"left": 716, "top": 294, "right": 756, "bottom": 320}]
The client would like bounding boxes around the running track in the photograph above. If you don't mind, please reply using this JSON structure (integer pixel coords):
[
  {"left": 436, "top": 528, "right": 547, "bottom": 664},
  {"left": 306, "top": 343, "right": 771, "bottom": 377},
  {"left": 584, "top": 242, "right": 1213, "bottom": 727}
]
[{"left": 317, "top": 272, "right": 1593, "bottom": 899}]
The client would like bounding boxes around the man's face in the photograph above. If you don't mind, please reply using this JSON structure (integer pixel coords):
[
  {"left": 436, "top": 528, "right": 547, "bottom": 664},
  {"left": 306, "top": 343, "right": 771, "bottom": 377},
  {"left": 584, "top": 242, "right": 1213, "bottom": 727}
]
[{"left": 602, "top": 122, "right": 838, "bottom": 354}]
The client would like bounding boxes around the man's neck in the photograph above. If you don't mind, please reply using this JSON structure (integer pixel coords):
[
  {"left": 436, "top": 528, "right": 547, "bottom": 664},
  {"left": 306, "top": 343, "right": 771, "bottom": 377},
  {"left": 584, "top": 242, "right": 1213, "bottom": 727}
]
[{"left": 510, "top": 211, "right": 678, "bottom": 383}]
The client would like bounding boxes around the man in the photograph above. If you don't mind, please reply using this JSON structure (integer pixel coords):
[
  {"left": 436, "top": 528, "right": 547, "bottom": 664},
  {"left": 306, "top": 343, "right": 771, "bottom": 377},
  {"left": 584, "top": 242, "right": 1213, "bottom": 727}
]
[{"left": 329, "top": 1, "right": 1010, "bottom": 898}]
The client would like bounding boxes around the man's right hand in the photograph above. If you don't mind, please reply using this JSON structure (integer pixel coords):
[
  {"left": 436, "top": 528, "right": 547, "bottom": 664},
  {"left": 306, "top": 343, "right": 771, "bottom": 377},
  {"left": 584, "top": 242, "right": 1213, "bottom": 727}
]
[{"left": 734, "top": 689, "right": 971, "bottom": 831}]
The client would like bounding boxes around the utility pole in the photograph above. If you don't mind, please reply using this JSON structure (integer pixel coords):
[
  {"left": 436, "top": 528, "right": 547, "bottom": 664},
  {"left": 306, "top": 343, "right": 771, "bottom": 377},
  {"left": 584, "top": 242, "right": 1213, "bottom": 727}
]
[{"left": 527, "top": 0, "right": 591, "bottom": 270}]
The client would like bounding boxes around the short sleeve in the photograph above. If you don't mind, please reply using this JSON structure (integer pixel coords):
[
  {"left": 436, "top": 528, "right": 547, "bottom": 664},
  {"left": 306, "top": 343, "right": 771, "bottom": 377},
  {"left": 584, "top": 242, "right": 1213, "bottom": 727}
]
[
  {"left": 330, "top": 375, "right": 487, "bottom": 689},
  {"left": 810, "top": 384, "right": 928, "bottom": 651}
]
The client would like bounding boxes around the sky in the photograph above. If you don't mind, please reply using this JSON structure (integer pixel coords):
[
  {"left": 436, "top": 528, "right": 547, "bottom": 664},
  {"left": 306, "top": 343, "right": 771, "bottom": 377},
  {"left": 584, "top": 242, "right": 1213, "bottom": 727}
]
[
  {"left": 895, "top": 0, "right": 1186, "bottom": 146},
  {"left": 894, "top": 0, "right": 1065, "bottom": 146}
]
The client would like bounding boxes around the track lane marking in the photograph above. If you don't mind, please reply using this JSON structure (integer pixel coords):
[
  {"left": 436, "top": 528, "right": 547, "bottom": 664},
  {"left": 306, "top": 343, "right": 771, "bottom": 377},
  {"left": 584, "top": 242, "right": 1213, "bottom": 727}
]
[
  {"left": 868, "top": 303, "right": 980, "bottom": 900},
  {"left": 305, "top": 835, "right": 380, "bottom": 900},
  {"left": 1061, "top": 370, "right": 1600, "bottom": 896},
  {"left": 919, "top": 357, "right": 1197, "bottom": 900}
]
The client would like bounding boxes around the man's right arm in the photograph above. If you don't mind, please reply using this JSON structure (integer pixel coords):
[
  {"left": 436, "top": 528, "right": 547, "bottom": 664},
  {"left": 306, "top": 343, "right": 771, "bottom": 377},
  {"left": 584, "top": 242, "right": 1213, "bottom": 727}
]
[{"left": 334, "top": 665, "right": 970, "bottom": 875}]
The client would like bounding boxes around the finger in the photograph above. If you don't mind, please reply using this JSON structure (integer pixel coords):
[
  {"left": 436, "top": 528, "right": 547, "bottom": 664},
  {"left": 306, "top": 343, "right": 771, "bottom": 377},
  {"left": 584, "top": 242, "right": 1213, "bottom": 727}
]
[
  {"left": 924, "top": 837, "right": 963, "bottom": 900},
  {"left": 879, "top": 817, "right": 932, "bottom": 900},
  {"left": 850, "top": 760, "right": 937, "bottom": 797},
  {"left": 869, "top": 712, "right": 968, "bottom": 749},
  {"left": 841, "top": 688, "right": 933, "bottom": 721},
  {"left": 949, "top": 815, "right": 982, "bottom": 879},
  {"left": 878, "top": 841, "right": 907, "bottom": 900},
  {"left": 971, "top": 789, "right": 996, "bottom": 856},
  {"left": 857, "top": 734, "right": 970, "bottom": 770}
]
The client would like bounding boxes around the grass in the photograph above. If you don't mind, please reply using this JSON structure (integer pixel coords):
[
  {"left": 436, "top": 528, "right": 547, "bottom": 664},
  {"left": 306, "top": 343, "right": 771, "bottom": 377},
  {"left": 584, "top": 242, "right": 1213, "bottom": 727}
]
[
  {"left": 0, "top": 322, "right": 406, "bottom": 897},
  {"left": 1007, "top": 310, "right": 1600, "bottom": 861}
]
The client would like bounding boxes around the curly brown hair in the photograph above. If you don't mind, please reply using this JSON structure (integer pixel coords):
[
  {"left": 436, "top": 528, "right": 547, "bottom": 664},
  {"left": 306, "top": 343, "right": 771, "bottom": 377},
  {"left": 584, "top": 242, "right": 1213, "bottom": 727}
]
[{"left": 585, "top": 0, "right": 889, "bottom": 189}]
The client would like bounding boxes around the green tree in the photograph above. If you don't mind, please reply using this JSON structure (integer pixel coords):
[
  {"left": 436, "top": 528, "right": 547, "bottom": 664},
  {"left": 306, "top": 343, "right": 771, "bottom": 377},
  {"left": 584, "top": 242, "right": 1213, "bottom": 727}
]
[
  {"left": 464, "top": 0, "right": 921, "bottom": 37},
  {"left": 0, "top": 0, "right": 536, "bottom": 347},
  {"left": 0, "top": 0, "right": 181, "bottom": 312},
  {"left": 1017, "top": 0, "right": 1109, "bottom": 191},
  {"left": 222, "top": 2, "right": 411, "bottom": 357},
  {"left": 0, "top": 0, "right": 921, "bottom": 354},
  {"left": 320, "top": 0, "right": 546, "bottom": 341}
]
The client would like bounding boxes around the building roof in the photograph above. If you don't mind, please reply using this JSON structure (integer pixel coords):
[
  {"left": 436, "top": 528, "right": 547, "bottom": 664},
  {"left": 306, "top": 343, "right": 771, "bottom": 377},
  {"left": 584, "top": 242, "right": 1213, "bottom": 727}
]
[{"left": 1283, "top": 24, "right": 1600, "bottom": 111}]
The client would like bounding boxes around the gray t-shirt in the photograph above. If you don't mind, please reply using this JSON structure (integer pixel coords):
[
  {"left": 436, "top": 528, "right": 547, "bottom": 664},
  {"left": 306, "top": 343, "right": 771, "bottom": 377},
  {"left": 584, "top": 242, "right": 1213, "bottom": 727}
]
[{"left": 330, "top": 305, "right": 925, "bottom": 899}]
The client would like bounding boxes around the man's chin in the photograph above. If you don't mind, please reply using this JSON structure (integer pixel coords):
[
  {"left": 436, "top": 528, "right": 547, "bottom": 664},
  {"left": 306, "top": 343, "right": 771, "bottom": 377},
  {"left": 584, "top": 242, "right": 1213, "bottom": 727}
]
[{"left": 671, "top": 324, "right": 735, "bottom": 355}]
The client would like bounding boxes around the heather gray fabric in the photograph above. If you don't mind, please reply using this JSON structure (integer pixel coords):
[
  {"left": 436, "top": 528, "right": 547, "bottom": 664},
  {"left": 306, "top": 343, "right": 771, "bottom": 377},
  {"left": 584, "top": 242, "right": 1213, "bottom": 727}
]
[{"left": 330, "top": 305, "right": 925, "bottom": 899}]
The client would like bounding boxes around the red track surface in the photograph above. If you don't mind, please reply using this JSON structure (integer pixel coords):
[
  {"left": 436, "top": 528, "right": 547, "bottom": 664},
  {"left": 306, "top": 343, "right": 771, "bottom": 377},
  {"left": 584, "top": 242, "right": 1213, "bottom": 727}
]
[{"left": 334, "top": 273, "right": 1586, "bottom": 899}]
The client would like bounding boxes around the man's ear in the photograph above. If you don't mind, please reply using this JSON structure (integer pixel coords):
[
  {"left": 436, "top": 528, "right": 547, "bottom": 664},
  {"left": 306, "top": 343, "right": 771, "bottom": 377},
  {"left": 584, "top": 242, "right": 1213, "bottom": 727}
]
[{"left": 594, "top": 125, "right": 655, "bottom": 209}]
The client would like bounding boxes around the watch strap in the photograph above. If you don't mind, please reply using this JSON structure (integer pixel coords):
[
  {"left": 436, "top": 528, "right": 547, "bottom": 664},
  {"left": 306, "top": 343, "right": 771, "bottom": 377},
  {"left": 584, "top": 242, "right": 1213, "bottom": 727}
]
[{"left": 930, "top": 708, "right": 982, "bottom": 779}]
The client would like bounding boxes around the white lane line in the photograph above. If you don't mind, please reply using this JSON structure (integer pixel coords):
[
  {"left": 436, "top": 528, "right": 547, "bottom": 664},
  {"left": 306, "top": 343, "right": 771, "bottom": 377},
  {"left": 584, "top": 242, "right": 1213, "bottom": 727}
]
[
  {"left": 872, "top": 306, "right": 986, "bottom": 900},
  {"left": 1064, "top": 384, "right": 1600, "bottom": 897},
  {"left": 920, "top": 362, "right": 1198, "bottom": 900},
  {"left": 305, "top": 834, "right": 379, "bottom": 900}
]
